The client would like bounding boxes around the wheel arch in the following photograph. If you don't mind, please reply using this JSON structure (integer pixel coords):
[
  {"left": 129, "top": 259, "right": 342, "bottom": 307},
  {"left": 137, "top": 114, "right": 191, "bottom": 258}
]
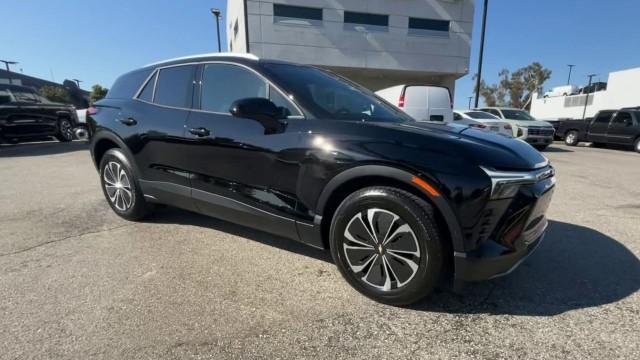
[
  {"left": 315, "top": 165, "right": 464, "bottom": 253},
  {"left": 91, "top": 131, "right": 141, "bottom": 178}
]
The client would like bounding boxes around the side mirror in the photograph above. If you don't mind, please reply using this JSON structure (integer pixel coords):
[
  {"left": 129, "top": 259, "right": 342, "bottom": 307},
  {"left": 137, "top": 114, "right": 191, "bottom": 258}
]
[{"left": 229, "top": 98, "right": 283, "bottom": 134}]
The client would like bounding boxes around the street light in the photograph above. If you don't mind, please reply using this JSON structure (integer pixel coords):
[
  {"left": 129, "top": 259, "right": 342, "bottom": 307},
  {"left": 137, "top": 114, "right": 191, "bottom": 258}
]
[
  {"left": 210, "top": 8, "right": 222, "bottom": 52},
  {"left": 582, "top": 74, "right": 596, "bottom": 120},
  {"left": 473, "top": 0, "right": 489, "bottom": 108},
  {"left": 468, "top": 96, "right": 473, "bottom": 109},
  {"left": 567, "top": 64, "right": 576, "bottom": 85},
  {"left": 0, "top": 60, "right": 18, "bottom": 85}
]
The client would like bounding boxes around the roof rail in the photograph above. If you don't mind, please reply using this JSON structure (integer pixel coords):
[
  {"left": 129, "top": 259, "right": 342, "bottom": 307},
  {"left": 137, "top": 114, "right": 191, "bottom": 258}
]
[{"left": 144, "top": 52, "right": 259, "bottom": 67}]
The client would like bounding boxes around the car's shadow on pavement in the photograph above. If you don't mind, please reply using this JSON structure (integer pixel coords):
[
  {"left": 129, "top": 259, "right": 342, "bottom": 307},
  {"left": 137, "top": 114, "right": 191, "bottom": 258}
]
[
  {"left": 415, "top": 220, "right": 640, "bottom": 316},
  {"left": 147, "top": 208, "right": 639, "bottom": 316},
  {"left": 543, "top": 145, "right": 573, "bottom": 153},
  {"left": 0, "top": 140, "right": 89, "bottom": 157}
]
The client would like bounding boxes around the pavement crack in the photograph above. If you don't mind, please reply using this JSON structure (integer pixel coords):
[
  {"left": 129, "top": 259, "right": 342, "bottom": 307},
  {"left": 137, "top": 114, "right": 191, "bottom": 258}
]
[{"left": 0, "top": 223, "right": 135, "bottom": 258}]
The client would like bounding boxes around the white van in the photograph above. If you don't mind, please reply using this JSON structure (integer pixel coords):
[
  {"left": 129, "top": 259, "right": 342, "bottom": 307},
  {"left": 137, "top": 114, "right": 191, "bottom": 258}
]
[{"left": 376, "top": 85, "right": 453, "bottom": 123}]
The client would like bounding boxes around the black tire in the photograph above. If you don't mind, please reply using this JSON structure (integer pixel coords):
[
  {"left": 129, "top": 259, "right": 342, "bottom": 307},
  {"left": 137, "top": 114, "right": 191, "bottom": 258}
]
[
  {"left": 99, "top": 148, "right": 153, "bottom": 221},
  {"left": 564, "top": 130, "right": 579, "bottom": 146},
  {"left": 55, "top": 118, "right": 74, "bottom": 142},
  {"left": 329, "top": 186, "right": 444, "bottom": 306}
]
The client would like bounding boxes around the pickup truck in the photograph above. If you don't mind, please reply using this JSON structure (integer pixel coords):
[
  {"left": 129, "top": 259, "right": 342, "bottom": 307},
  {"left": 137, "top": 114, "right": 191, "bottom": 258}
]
[
  {"left": 0, "top": 84, "right": 79, "bottom": 144},
  {"left": 558, "top": 109, "right": 640, "bottom": 152}
]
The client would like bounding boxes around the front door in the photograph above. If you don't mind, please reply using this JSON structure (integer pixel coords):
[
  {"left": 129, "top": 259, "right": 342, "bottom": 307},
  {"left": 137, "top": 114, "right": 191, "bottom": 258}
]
[
  {"left": 183, "top": 62, "right": 306, "bottom": 240},
  {"left": 606, "top": 111, "right": 635, "bottom": 145}
]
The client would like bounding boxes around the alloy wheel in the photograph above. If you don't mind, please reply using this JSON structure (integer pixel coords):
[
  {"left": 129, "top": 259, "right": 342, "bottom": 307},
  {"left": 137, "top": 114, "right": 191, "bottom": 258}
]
[
  {"left": 342, "top": 208, "right": 421, "bottom": 291},
  {"left": 103, "top": 161, "right": 133, "bottom": 211}
]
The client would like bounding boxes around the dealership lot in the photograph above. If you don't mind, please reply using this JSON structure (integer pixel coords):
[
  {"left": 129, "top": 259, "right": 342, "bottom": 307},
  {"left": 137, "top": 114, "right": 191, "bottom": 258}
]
[{"left": 0, "top": 142, "right": 638, "bottom": 359}]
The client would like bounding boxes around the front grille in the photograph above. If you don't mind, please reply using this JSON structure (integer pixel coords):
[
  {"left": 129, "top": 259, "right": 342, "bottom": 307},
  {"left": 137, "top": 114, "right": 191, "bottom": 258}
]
[{"left": 528, "top": 127, "right": 554, "bottom": 136}]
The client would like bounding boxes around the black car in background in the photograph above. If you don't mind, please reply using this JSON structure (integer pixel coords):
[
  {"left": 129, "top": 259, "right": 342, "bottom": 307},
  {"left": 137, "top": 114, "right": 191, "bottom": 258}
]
[
  {"left": 88, "top": 54, "right": 556, "bottom": 305},
  {"left": 0, "top": 84, "right": 77, "bottom": 143},
  {"left": 559, "top": 109, "right": 640, "bottom": 152}
]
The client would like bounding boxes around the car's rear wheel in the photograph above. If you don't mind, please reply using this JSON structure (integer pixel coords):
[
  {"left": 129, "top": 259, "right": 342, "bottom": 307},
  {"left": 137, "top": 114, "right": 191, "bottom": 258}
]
[
  {"left": 55, "top": 118, "right": 74, "bottom": 142},
  {"left": 99, "top": 149, "right": 153, "bottom": 220},
  {"left": 564, "top": 130, "right": 579, "bottom": 146},
  {"left": 330, "top": 186, "right": 443, "bottom": 306}
]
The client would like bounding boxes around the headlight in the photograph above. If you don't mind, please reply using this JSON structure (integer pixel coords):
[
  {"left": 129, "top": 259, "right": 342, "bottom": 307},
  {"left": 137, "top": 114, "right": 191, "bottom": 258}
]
[{"left": 481, "top": 166, "right": 549, "bottom": 200}]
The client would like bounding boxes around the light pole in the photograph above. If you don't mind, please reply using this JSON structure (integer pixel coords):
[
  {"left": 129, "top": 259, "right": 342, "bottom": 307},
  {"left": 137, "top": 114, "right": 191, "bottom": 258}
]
[
  {"left": 567, "top": 64, "right": 576, "bottom": 85},
  {"left": 72, "top": 79, "right": 82, "bottom": 88},
  {"left": 582, "top": 74, "right": 596, "bottom": 120},
  {"left": 0, "top": 60, "right": 18, "bottom": 85},
  {"left": 210, "top": 8, "right": 222, "bottom": 52},
  {"left": 468, "top": 96, "right": 473, "bottom": 109},
  {"left": 474, "top": 0, "right": 489, "bottom": 108}
]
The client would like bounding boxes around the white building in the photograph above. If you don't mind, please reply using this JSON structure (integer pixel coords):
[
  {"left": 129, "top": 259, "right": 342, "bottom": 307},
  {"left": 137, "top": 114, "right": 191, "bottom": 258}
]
[
  {"left": 226, "top": 0, "right": 474, "bottom": 93},
  {"left": 531, "top": 67, "right": 640, "bottom": 120}
]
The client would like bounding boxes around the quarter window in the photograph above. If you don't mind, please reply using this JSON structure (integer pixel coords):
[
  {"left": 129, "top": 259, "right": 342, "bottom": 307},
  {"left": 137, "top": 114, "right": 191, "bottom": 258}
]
[
  {"left": 137, "top": 71, "right": 156, "bottom": 102},
  {"left": 154, "top": 65, "right": 195, "bottom": 108}
]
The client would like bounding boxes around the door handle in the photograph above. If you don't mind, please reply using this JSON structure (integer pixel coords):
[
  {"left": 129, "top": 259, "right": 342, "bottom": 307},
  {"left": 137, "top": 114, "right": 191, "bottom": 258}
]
[
  {"left": 189, "top": 127, "right": 211, "bottom": 137},
  {"left": 118, "top": 117, "right": 137, "bottom": 126}
]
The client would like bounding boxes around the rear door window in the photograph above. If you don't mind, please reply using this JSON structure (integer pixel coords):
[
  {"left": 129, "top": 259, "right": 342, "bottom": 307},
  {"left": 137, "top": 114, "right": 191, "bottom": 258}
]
[
  {"left": 154, "top": 65, "right": 196, "bottom": 108},
  {"left": 594, "top": 112, "right": 613, "bottom": 124},
  {"left": 137, "top": 71, "right": 157, "bottom": 102}
]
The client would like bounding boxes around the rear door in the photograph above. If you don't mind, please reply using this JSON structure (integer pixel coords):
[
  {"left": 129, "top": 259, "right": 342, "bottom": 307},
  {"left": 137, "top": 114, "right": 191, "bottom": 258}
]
[
  {"left": 606, "top": 111, "right": 634, "bottom": 145},
  {"left": 126, "top": 64, "right": 198, "bottom": 209},
  {"left": 588, "top": 111, "right": 613, "bottom": 143},
  {"left": 426, "top": 87, "right": 452, "bottom": 122},
  {"left": 402, "top": 86, "right": 428, "bottom": 121}
]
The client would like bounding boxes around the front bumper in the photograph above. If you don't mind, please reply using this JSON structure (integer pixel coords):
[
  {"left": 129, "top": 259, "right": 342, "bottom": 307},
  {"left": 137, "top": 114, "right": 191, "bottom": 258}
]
[{"left": 454, "top": 223, "right": 546, "bottom": 282}]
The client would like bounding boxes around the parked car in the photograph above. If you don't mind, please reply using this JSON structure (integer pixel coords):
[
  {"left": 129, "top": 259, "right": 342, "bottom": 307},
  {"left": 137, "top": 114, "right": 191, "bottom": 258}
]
[
  {"left": 0, "top": 84, "right": 78, "bottom": 143},
  {"left": 477, "top": 107, "right": 555, "bottom": 150},
  {"left": 558, "top": 109, "right": 640, "bottom": 152},
  {"left": 375, "top": 85, "right": 453, "bottom": 123},
  {"left": 452, "top": 110, "right": 513, "bottom": 137},
  {"left": 88, "top": 54, "right": 556, "bottom": 305},
  {"left": 543, "top": 85, "right": 579, "bottom": 98}
]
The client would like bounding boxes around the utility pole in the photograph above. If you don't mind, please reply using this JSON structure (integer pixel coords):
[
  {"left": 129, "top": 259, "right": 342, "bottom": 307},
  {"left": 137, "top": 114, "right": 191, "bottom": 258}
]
[
  {"left": 468, "top": 96, "right": 473, "bottom": 109},
  {"left": 474, "top": 0, "right": 489, "bottom": 108},
  {"left": 210, "top": 8, "right": 222, "bottom": 52},
  {"left": 582, "top": 74, "right": 596, "bottom": 120},
  {"left": 0, "top": 60, "right": 18, "bottom": 85},
  {"left": 567, "top": 64, "right": 576, "bottom": 85}
]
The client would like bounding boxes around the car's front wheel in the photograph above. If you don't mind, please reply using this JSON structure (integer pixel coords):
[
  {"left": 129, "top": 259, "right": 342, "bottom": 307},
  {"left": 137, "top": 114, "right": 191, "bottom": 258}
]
[
  {"left": 55, "top": 118, "right": 74, "bottom": 142},
  {"left": 99, "top": 149, "right": 153, "bottom": 220},
  {"left": 330, "top": 187, "right": 444, "bottom": 306},
  {"left": 564, "top": 130, "right": 579, "bottom": 146}
]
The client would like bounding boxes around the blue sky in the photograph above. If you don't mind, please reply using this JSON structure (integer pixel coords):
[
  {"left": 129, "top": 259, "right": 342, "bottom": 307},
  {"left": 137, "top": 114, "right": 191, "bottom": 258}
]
[{"left": 2, "top": 0, "right": 639, "bottom": 108}]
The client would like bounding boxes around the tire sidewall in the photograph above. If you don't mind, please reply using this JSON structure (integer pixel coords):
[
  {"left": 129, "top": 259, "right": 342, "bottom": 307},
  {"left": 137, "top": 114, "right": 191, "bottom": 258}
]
[
  {"left": 330, "top": 188, "right": 442, "bottom": 305},
  {"left": 635, "top": 138, "right": 640, "bottom": 153},
  {"left": 56, "top": 118, "right": 74, "bottom": 142}
]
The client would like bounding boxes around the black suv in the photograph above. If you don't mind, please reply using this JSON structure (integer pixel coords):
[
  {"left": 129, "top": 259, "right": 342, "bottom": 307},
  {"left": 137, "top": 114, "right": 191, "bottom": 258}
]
[
  {"left": 88, "top": 54, "right": 555, "bottom": 305},
  {"left": 0, "top": 84, "right": 78, "bottom": 143}
]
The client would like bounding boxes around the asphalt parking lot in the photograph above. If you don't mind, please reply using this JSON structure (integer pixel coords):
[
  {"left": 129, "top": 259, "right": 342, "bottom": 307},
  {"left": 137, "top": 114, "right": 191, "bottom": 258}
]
[{"left": 0, "top": 141, "right": 638, "bottom": 359}]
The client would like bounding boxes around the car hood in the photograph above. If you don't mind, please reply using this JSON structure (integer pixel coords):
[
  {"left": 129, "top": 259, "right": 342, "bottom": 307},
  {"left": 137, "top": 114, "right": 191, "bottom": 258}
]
[
  {"left": 373, "top": 121, "right": 548, "bottom": 171},
  {"left": 502, "top": 119, "right": 554, "bottom": 128}
]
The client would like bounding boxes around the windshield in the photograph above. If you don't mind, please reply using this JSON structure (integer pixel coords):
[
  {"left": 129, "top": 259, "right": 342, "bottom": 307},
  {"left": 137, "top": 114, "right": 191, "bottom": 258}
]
[
  {"left": 465, "top": 111, "right": 498, "bottom": 120},
  {"left": 501, "top": 109, "right": 535, "bottom": 121},
  {"left": 262, "top": 63, "right": 411, "bottom": 122}
]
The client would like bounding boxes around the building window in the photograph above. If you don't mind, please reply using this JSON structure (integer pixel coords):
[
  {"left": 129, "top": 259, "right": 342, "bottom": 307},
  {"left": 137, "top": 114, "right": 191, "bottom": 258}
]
[
  {"left": 273, "top": 4, "right": 322, "bottom": 26},
  {"left": 408, "top": 17, "right": 450, "bottom": 37},
  {"left": 344, "top": 11, "right": 388, "bottom": 32}
]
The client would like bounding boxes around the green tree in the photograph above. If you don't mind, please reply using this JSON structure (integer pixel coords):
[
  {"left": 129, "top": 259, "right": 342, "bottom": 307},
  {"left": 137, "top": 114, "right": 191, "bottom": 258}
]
[
  {"left": 39, "top": 86, "right": 70, "bottom": 103},
  {"left": 474, "top": 62, "right": 552, "bottom": 110},
  {"left": 90, "top": 84, "right": 108, "bottom": 103}
]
